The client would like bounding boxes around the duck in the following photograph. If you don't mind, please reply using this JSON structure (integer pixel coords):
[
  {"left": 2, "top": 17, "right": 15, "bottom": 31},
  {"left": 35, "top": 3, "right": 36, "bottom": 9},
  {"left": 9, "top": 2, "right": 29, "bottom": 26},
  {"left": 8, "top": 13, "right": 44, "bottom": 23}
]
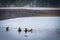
[
  {"left": 18, "top": 27, "right": 21, "bottom": 32},
  {"left": 27, "top": 28, "right": 32, "bottom": 32},
  {"left": 24, "top": 28, "right": 33, "bottom": 33},
  {"left": 6, "top": 27, "right": 9, "bottom": 32},
  {"left": 24, "top": 28, "right": 27, "bottom": 33}
]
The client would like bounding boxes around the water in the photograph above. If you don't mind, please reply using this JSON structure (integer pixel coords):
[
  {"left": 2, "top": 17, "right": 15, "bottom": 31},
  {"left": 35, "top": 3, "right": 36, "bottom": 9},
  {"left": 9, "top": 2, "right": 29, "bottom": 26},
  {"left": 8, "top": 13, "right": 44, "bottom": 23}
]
[{"left": 0, "top": 17, "right": 60, "bottom": 40}]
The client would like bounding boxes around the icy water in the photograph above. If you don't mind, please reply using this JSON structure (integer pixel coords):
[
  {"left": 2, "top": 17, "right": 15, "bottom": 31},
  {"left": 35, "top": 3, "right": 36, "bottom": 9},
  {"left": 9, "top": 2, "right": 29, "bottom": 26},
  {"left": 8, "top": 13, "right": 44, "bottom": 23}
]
[{"left": 0, "top": 17, "right": 60, "bottom": 40}]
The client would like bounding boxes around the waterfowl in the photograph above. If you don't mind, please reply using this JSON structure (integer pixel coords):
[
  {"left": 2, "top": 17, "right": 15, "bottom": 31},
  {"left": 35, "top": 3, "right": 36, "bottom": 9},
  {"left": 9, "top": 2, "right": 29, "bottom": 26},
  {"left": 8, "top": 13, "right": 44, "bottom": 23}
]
[
  {"left": 27, "top": 28, "right": 33, "bottom": 32},
  {"left": 24, "top": 28, "right": 27, "bottom": 33},
  {"left": 6, "top": 27, "right": 9, "bottom": 32},
  {"left": 18, "top": 27, "right": 21, "bottom": 32}
]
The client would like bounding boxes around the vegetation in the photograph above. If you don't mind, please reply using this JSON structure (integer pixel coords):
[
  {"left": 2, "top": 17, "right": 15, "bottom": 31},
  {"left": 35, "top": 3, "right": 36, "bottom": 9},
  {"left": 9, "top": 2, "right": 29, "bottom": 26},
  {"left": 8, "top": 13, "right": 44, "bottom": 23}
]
[{"left": 0, "top": 0, "right": 60, "bottom": 7}]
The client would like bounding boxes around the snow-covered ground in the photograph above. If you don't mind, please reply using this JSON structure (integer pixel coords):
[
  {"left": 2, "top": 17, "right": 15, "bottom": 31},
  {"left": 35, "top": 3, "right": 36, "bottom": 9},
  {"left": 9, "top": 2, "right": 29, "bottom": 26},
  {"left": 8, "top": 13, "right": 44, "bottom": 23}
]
[{"left": 0, "top": 17, "right": 60, "bottom": 40}]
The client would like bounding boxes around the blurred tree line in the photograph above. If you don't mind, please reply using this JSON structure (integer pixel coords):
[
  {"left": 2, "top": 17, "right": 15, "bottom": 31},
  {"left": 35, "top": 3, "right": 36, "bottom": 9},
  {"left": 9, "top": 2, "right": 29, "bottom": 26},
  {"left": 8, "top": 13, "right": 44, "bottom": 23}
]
[
  {"left": 0, "top": 0, "right": 60, "bottom": 7},
  {"left": 0, "top": 0, "right": 33, "bottom": 7}
]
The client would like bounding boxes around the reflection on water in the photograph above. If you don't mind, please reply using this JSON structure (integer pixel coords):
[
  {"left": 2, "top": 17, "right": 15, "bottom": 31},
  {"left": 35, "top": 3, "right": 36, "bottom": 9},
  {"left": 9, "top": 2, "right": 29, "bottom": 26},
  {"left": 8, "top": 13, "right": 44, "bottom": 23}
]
[
  {"left": 24, "top": 35, "right": 28, "bottom": 37},
  {"left": 0, "top": 29, "right": 59, "bottom": 40}
]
